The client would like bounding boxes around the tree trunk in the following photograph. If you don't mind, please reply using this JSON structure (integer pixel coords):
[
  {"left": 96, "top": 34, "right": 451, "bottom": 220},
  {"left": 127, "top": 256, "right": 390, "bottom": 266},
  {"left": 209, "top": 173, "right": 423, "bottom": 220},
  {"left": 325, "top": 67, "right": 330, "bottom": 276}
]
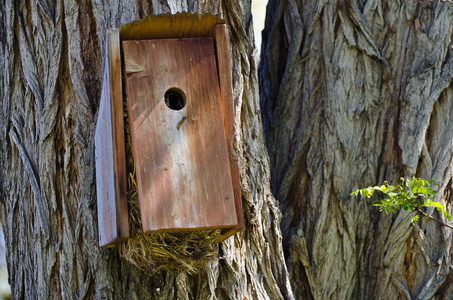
[
  {"left": 260, "top": 0, "right": 453, "bottom": 299},
  {"left": 0, "top": 1, "right": 293, "bottom": 299}
]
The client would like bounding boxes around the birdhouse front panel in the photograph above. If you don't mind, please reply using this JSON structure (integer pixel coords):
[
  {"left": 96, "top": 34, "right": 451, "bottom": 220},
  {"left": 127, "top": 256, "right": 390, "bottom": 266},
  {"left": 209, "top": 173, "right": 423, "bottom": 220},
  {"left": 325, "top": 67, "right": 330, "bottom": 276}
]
[{"left": 122, "top": 37, "right": 238, "bottom": 233}]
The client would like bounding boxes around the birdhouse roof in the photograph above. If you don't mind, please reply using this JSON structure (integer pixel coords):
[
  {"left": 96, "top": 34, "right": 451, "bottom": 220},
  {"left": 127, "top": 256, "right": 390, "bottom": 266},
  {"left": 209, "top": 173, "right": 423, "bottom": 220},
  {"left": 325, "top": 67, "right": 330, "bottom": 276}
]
[{"left": 119, "top": 12, "right": 224, "bottom": 41}]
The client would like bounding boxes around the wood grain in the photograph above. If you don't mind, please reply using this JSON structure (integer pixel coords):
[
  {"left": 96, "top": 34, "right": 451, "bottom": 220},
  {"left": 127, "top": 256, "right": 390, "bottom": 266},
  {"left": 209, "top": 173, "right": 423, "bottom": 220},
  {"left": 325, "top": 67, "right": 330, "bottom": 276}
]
[
  {"left": 213, "top": 24, "right": 244, "bottom": 241},
  {"left": 119, "top": 12, "right": 224, "bottom": 41},
  {"left": 123, "top": 37, "right": 238, "bottom": 233},
  {"left": 95, "top": 28, "right": 129, "bottom": 247}
]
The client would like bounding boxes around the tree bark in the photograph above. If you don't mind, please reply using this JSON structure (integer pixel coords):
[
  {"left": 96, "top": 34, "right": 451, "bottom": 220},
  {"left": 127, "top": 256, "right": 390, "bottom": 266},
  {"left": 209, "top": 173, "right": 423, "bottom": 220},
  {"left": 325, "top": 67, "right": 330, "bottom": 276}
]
[
  {"left": 260, "top": 0, "right": 453, "bottom": 299},
  {"left": 0, "top": 1, "right": 293, "bottom": 299}
]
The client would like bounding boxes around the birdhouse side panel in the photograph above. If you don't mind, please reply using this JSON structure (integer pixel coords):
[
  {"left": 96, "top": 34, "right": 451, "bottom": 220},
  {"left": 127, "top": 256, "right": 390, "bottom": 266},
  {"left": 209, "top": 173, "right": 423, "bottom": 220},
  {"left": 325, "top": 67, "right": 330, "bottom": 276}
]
[
  {"left": 95, "top": 81, "right": 117, "bottom": 246},
  {"left": 214, "top": 24, "right": 244, "bottom": 240},
  {"left": 95, "top": 29, "right": 129, "bottom": 247}
]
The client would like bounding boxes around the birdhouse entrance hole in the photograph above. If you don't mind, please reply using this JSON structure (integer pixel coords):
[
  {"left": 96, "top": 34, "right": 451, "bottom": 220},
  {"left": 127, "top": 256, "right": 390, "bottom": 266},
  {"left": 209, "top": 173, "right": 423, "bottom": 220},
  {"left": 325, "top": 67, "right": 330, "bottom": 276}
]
[{"left": 164, "top": 88, "right": 186, "bottom": 110}]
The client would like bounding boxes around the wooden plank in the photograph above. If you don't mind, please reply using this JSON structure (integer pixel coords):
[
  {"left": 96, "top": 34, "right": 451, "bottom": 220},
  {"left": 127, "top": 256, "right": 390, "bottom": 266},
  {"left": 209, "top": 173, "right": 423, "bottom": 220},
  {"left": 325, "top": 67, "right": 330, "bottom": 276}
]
[
  {"left": 95, "top": 28, "right": 129, "bottom": 247},
  {"left": 214, "top": 25, "right": 244, "bottom": 241},
  {"left": 123, "top": 37, "right": 238, "bottom": 233},
  {"left": 119, "top": 12, "right": 224, "bottom": 41}
]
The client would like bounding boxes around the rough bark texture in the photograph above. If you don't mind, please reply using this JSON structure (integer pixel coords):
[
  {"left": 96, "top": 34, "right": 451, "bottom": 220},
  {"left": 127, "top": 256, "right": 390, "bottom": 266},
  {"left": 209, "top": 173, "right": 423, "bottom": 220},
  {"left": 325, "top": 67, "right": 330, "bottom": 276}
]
[
  {"left": 260, "top": 0, "right": 453, "bottom": 299},
  {"left": 0, "top": 1, "right": 293, "bottom": 299}
]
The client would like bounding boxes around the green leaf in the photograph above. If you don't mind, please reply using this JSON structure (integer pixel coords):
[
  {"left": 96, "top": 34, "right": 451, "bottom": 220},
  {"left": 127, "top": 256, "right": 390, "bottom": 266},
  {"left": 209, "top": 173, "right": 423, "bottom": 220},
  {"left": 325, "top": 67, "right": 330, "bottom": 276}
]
[{"left": 352, "top": 178, "right": 452, "bottom": 226}]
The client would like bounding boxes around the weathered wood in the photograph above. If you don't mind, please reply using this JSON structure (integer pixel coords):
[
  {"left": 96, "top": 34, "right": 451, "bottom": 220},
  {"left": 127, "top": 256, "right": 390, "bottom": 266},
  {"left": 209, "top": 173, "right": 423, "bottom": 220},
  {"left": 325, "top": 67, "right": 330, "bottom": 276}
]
[
  {"left": 213, "top": 24, "right": 244, "bottom": 241},
  {"left": 123, "top": 37, "right": 238, "bottom": 233},
  {"left": 95, "top": 28, "right": 129, "bottom": 247},
  {"left": 119, "top": 12, "right": 224, "bottom": 41}
]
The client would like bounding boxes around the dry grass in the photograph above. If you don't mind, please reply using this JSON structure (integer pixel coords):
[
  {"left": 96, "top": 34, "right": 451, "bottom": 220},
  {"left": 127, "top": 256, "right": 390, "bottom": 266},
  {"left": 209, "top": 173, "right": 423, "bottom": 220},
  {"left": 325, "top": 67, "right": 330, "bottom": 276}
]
[{"left": 119, "top": 105, "right": 222, "bottom": 273}]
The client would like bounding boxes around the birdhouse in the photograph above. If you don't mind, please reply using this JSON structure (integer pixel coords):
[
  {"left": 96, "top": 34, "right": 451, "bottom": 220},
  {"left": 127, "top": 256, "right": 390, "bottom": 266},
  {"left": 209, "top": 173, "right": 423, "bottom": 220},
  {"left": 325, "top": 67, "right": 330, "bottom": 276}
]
[{"left": 95, "top": 13, "right": 243, "bottom": 248}]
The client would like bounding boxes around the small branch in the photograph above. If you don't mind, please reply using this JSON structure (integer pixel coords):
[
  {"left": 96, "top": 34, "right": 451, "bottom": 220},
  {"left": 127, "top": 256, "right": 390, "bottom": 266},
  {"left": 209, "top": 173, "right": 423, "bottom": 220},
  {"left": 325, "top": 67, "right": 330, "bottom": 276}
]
[{"left": 414, "top": 206, "right": 453, "bottom": 229}]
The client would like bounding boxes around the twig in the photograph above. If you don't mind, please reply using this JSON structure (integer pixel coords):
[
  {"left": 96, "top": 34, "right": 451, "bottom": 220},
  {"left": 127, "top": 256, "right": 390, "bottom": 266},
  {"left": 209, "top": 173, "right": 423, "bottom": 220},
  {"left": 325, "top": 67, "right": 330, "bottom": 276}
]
[{"left": 414, "top": 206, "right": 453, "bottom": 229}]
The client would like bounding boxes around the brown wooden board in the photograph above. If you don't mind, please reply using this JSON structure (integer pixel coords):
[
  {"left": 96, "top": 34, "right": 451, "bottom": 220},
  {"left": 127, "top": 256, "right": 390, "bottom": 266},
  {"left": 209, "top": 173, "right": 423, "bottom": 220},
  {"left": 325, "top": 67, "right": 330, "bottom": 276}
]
[
  {"left": 119, "top": 12, "right": 224, "bottom": 41},
  {"left": 123, "top": 37, "right": 238, "bottom": 233},
  {"left": 213, "top": 25, "right": 244, "bottom": 241},
  {"left": 95, "top": 29, "right": 129, "bottom": 247}
]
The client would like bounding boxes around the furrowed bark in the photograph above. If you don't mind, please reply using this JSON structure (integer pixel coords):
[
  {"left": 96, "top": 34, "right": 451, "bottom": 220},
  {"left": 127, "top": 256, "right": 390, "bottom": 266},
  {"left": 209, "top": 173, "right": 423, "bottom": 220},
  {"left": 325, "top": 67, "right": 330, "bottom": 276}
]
[
  {"left": 0, "top": 0, "right": 293, "bottom": 299},
  {"left": 260, "top": 0, "right": 453, "bottom": 299}
]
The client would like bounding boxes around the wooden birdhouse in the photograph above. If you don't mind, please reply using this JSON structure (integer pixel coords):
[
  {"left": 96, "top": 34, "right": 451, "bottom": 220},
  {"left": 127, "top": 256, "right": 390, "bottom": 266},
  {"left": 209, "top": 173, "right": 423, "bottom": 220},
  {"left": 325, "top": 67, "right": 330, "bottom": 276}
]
[{"left": 95, "top": 13, "right": 243, "bottom": 248}]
